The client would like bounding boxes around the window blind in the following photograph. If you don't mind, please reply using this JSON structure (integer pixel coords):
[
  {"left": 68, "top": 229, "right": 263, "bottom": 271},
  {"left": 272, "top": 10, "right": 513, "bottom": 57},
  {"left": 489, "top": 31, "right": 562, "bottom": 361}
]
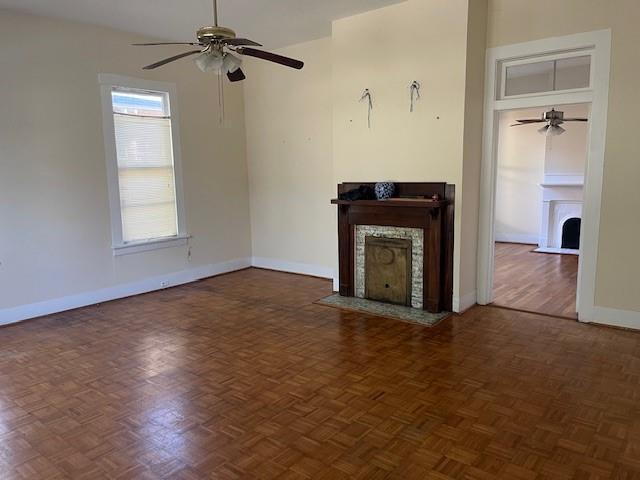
[{"left": 111, "top": 89, "right": 178, "bottom": 243}]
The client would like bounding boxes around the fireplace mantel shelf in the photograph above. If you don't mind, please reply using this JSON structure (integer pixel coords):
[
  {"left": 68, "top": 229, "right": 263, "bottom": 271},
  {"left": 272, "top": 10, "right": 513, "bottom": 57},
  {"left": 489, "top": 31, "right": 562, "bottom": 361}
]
[{"left": 331, "top": 198, "right": 448, "bottom": 208}]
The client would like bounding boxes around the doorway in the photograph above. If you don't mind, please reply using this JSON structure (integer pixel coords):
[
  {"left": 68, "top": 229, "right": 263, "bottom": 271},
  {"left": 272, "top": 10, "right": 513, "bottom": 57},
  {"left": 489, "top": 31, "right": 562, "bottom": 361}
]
[
  {"left": 491, "top": 104, "right": 588, "bottom": 318},
  {"left": 477, "top": 30, "right": 611, "bottom": 323}
]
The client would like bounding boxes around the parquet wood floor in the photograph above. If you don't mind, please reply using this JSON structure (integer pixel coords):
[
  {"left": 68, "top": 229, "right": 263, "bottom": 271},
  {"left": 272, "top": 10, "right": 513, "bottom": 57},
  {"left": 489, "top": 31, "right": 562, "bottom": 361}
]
[
  {"left": 1, "top": 268, "right": 639, "bottom": 479},
  {"left": 493, "top": 242, "right": 579, "bottom": 319}
]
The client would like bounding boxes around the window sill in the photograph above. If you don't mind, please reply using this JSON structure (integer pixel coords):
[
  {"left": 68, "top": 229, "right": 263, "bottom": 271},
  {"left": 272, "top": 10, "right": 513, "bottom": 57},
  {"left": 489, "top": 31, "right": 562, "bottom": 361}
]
[{"left": 113, "top": 235, "right": 190, "bottom": 256}]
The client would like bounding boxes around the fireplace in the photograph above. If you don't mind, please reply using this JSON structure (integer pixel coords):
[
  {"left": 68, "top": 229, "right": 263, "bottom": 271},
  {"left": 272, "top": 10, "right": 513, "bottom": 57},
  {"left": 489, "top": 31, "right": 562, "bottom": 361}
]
[
  {"left": 561, "top": 217, "right": 581, "bottom": 249},
  {"left": 331, "top": 182, "right": 454, "bottom": 313},
  {"left": 364, "top": 236, "right": 412, "bottom": 306},
  {"left": 356, "top": 226, "right": 424, "bottom": 307},
  {"left": 537, "top": 175, "right": 583, "bottom": 254}
]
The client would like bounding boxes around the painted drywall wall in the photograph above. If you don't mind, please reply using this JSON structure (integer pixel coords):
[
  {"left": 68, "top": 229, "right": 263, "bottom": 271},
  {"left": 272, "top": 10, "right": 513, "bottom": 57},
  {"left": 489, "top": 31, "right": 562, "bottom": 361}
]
[
  {"left": 0, "top": 10, "right": 251, "bottom": 312},
  {"left": 495, "top": 105, "right": 588, "bottom": 244},
  {"left": 487, "top": 0, "right": 640, "bottom": 312},
  {"left": 243, "top": 38, "right": 336, "bottom": 276},
  {"left": 459, "top": 0, "right": 488, "bottom": 307},
  {"left": 495, "top": 108, "right": 547, "bottom": 244},
  {"left": 242, "top": 0, "right": 487, "bottom": 309},
  {"left": 332, "top": 0, "right": 485, "bottom": 309}
]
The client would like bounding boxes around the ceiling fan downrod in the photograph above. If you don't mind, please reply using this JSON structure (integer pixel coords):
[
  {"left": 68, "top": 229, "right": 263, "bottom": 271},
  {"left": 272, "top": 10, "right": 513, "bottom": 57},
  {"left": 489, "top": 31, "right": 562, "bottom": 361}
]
[{"left": 213, "top": 0, "right": 218, "bottom": 27}]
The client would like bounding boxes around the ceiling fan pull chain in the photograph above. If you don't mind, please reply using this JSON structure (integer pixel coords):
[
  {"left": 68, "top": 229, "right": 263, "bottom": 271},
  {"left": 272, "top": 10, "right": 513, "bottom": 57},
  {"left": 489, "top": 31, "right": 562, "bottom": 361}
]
[
  {"left": 360, "top": 89, "right": 373, "bottom": 129},
  {"left": 218, "top": 73, "right": 225, "bottom": 124},
  {"left": 409, "top": 81, "right": 421, "bottom": 113}
]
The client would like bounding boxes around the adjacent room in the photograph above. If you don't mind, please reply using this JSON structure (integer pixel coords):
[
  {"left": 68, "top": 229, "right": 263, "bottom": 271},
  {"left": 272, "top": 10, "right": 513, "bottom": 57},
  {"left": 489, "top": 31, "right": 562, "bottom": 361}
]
[
  {"left": 1, "top": 1, "right": 640, "bottom": 478},
  {"left": 493, "top": 103, "right": 589, "bottom": 318}
]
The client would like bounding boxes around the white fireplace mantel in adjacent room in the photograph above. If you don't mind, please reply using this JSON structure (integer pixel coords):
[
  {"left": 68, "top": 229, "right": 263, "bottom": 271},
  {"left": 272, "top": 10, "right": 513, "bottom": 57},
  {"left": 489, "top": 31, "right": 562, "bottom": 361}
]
[{"left": 537, "top": 175, "right": 583, "bottom": 254}]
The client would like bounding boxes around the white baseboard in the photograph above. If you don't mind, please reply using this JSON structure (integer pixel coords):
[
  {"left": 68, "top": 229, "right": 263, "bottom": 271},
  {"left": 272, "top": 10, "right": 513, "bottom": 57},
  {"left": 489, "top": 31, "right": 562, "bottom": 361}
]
[
  {"left": 251, "top": 257, "right": 334, "bottom": 280},
  {"left": 534, "top": 247, "right": 579, "bottom": 255},
  {"left": 495, "top": 233, "right": 538, "bottom": 245},
  {"left": 453, "top": 290, "right": 477, "bottom": 313},
  {"left": 0, "top": 257, "right": 251, "bottom": 327},
  {"left": 580, "top": 305, "right": 640, "bottom": 331}
]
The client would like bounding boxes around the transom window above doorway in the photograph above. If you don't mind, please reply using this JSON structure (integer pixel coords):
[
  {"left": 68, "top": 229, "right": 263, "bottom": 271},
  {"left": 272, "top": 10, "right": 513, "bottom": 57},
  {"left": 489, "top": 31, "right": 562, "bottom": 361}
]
[{"left": 498, "top": 51, "right": 592, "bottom": 99}]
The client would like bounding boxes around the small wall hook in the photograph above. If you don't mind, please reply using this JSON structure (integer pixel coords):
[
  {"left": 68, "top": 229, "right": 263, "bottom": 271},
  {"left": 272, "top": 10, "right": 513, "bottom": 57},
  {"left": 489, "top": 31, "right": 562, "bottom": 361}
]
[
  {"left": 359, "top": 88, "right": 373, "bottom": 128},
  {"left": 409, "top": 81, "right": 421, "bottom": 113}
]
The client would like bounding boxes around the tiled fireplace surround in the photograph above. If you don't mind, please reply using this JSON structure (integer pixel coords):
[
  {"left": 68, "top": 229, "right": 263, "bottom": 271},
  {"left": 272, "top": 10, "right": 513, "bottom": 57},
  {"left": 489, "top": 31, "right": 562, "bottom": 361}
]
[{"left": 355, "top": 225, "right": 424, "bottom": 309}]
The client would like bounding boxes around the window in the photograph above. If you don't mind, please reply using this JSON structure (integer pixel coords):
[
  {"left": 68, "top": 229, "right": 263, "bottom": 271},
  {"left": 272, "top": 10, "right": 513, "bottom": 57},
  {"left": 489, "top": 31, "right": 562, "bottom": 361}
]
[
  {"left": 99, "top": 75, "right": 187, "bottom": 255},
  {"left": 500, "top": 53, "right": 592, "bottom": 99}
]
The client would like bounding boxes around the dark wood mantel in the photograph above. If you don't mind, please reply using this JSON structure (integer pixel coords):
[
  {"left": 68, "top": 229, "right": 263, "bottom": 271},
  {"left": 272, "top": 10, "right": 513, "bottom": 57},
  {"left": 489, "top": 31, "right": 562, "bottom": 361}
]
[{"left": 331, "top": 182, "right": 454, "bottom": 313}]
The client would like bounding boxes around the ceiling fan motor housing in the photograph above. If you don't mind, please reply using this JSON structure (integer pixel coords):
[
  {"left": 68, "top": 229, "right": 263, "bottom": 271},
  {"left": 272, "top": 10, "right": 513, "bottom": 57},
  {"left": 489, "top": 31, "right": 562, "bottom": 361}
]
[
  {"left": 197, "top": 26, "right": 236, "bottom": 43},
  {"left": 545, "top": 109, "right": 564, "bottom": 121}
]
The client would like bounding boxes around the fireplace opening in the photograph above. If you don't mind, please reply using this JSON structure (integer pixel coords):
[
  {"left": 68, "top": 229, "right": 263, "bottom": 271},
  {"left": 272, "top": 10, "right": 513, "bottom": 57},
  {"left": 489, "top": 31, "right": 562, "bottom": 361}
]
[
  {"left": 364, "top": 236, "right": 412, "bottom": 306},
  {"left": 561, "top": 217, "right": 581, "bottom": 249}
]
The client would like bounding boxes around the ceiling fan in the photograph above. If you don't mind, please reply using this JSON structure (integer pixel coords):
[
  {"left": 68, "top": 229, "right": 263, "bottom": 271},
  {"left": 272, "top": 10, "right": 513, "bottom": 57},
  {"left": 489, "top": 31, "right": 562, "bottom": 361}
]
[
  {"left": 510, "top": 108, "right": 588, "bottom": 136},
  {"left": 132, "top": 0, "right": 304, "bottom": 82}
]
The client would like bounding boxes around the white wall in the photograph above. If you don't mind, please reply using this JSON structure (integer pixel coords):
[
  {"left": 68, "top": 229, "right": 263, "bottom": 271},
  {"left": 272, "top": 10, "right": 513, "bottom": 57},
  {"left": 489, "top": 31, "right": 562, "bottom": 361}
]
[
  {"left": 0, "top": 10, "right": 252, "bottom": 320},
  {"left": 495, "top": 105, "right": 588, "bottom": 244},
  {"left": 494, "top": 108, "right": 547, "bottom": 243},
  {"left": 243, "top": 38, "right": 336, "bottom": 278},
  {"left": 8, "top": 0, "right": 638, "bottom": 322},
  {"left": 242, "top": 0, "right": 486, "bottom": 310},
  {"left": 459, "top": 0, "right": 488, "bottom": 308},
  {"left": 331, "top": 0, "right": 485, "bottom": 310}
]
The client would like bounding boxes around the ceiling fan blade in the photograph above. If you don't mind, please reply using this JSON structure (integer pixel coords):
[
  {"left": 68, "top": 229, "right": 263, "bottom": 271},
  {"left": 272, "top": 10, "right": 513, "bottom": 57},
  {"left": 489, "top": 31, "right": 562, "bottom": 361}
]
[
  {"left": 223, "top": 38, "right": 263, "bottom": 47},
  {"left": 237, "top": 47, "right": 304, "bottom": 70},
  {"left": 143, "top": 50, "right": 202, "bottom": 70},
  {"left": 133, "top": 42, "right": 203, "bottom": 46},
  {"left": 227, "top": 68, "right": 246, "bottom": 82},
  {"left": 514, "top": 119, "right": 546, "bottom": 124},
  {"left": 563, "top": 118, "right": 589, "bottom": 122}
]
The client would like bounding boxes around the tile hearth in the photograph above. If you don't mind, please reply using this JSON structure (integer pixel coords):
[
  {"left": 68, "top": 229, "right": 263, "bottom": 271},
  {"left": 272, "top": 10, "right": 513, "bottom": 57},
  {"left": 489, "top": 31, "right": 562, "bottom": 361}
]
[{"left": 317, "top": 294, "right": 450, "bottom": 327}]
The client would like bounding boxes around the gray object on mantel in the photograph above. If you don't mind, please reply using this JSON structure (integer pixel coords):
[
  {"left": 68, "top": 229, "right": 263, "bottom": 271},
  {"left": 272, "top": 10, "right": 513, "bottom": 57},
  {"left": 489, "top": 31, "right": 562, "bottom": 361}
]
[{"left": 374, "top": 182, "right": 395, "bottom": 200}]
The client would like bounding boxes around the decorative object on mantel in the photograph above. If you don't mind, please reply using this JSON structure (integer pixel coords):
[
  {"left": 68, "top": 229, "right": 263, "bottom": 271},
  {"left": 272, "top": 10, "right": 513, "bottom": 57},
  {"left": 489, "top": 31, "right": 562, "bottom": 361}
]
[
  {"left": 359, "top": 89, "right": 373, "bottom": 128},
  {"left": 409, "top": 81, "right": 421, "bottom": 112},
  {"left": 338, "top": 185, "right": 376, "bottom": 201},
  {"left": 374, "top": 182, "right": 396, "bottom": 200}
]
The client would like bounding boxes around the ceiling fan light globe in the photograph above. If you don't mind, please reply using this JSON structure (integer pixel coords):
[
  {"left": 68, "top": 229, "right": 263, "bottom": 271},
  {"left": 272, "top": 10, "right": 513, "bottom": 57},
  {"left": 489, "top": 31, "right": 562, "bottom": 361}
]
[
  {"left": 222, "top": 53, "right": 242, "bottom": 74},
  {"left": 548, "top": 125, "right": 566, "bottom": 136},
  {"left": 538, "top": 125, "right": 549, "bottom": 135},
  {"left": 195, "top": 51, "right": 223, "bottom": 73}
]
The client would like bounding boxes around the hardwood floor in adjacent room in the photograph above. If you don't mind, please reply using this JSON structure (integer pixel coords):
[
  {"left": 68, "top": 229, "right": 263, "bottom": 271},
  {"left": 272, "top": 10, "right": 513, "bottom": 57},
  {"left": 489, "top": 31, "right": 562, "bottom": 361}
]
[
  {"left": 493, "top": 242, "right": 579, "bottom": 319},
  {"left": 1, "top": 268, "right": 639, "bottom": 479}
]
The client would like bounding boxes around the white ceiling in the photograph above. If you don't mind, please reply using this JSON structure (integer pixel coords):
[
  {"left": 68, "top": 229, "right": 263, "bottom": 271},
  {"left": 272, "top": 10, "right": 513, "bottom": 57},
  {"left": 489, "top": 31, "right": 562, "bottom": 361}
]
[{"left": 0, "top": 0, "right": 406, "bottom": 49}]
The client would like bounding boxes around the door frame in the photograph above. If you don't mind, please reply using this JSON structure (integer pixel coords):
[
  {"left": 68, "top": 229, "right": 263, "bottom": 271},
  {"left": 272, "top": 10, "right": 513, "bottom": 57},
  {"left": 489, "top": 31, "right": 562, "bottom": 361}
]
[{"left": 477, "top": 30, "right": 611, "bottom": 322}]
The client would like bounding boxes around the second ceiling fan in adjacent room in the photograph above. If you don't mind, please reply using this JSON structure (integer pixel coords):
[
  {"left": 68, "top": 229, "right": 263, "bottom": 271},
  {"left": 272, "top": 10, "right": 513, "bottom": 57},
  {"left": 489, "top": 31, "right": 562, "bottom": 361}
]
[
  {"left": 132, "top": 0, "right": 304, "bottom": 82},
  {"left": 510, "top": 108, "right": 588, "bottom": 136}
]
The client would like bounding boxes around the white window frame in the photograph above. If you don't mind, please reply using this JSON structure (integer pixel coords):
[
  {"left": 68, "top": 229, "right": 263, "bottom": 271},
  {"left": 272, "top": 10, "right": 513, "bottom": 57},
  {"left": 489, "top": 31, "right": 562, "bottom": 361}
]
[
  {"left": 498, "top": 49, "right": 595, "bottom": 100},
  {"left": 99, "top": 74, "right": 188, "bottom": 256}
]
